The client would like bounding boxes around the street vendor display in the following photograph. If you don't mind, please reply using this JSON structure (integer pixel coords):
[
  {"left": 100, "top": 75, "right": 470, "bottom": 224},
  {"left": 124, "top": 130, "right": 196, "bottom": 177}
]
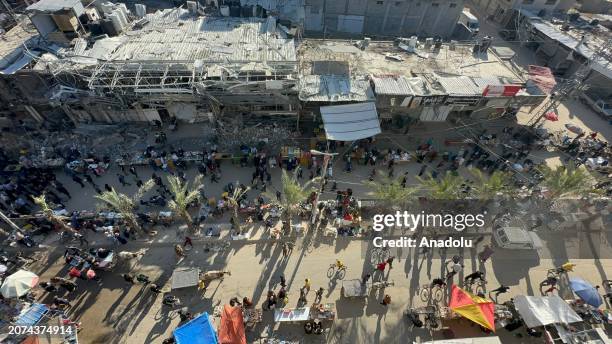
[{"left": 274, "top": 307, "right": 310, "bottom": 323}]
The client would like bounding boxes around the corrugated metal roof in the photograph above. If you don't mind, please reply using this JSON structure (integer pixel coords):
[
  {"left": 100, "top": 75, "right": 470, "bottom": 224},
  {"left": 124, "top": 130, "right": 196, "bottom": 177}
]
[
  {"left": 371, "top": 76, "right": 414, "bottom": 96},
  {"left": 26, "top": 0, "right": 81, "bottom": 12},
  {"left": 83, "top": 9, "right": 296, "bottom": 62},
  {"left": 435, "top": 75, "right": 481, "bottom": 96},
  {"left": 298, "top": 75, "right": 373, "bottom": 102}
]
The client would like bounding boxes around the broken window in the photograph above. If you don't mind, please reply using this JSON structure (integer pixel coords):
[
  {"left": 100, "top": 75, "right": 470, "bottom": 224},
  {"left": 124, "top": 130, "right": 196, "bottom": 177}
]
[
  {"left": 449, "top": 3, "right": 457, "bottom": 7},
  {"left": 545, "top": 0, "right": 556, "bottom": 4},
  {"left": 376, "top": 0, "right": 384, "bottom": 4},
  {"left": 431, "top": 2, "right": 439, "bottom": 6}
]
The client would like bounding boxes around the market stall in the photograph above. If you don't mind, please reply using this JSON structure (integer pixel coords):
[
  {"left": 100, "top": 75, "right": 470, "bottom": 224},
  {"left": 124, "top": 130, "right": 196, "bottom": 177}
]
[{"left": 218, "top": 305, "right": 246, "bottom": 344}]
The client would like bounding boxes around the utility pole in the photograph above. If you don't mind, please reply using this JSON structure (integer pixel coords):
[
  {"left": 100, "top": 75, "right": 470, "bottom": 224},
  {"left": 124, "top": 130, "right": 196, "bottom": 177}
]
[{"left": 527, "top": 36, "right": 612, "bottom": 128}]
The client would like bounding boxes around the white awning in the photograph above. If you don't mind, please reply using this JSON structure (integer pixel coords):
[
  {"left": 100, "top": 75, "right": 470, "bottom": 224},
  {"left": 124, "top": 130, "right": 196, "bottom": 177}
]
[
  {"left": 514, "top": 295, "right": 583, "bottom": 328},
  {"left": 320, "top": 102, "right": 381, "bottom": 141}
]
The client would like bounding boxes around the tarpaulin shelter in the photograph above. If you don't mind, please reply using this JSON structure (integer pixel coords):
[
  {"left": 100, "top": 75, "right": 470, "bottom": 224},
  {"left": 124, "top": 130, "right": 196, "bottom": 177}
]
[
  {"left": 320, "top": 102, "right": 381, "bottom": 141},
  {"left": 449, "top": 285, "right": 495, "bottom": 331},
  {"left": 14, "top": 303, "right": 49, "bottom": 326},
  {"left": 173, "top": 312, "right": 218, "bottom": 344},
  {"left": 218, "top": 305, "right": 247, "bottom": 344},
  {"left": 513, "top": 295, "right": 582, "bottom": 328}
]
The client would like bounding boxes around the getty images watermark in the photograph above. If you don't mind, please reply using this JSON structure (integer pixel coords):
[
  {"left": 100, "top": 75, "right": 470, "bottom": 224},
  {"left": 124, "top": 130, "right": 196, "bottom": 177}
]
[{"left": 371, "top": 211, "right": 486, "bottom": 248}]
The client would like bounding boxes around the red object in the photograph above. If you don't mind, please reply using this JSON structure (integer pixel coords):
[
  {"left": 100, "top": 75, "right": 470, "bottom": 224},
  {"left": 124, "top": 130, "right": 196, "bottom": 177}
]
[
  {"left": 376, "top": 262, "right": 387, "bottom": 271},
  {"left": 86, "top": 269, "right": 96, "bottom": 280},
  {"left": 449, "top": 285, "right": 495, "bottom": 331},
  {"left": 218, "top": 304, "right": 247, "bottom": 344},
  {"left": 68, "top": 268, "right": 81, "bottom": 278},
  {"left": 544, "top": 111, "right": 559, "bottom": 121},
  {"left": 528, "top": 65, "right": 557, "bottom": 94},
  {"left": 482, "top": 84, "right": 522, "bottom": 97}
]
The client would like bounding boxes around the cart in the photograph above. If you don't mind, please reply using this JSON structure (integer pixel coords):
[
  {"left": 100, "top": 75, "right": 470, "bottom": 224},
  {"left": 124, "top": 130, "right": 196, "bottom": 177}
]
[
  {"left": 171, "top": 268, "right": 200, "bottom": 290},
  {"left": 341, "top": 279, "right": 369, "bottom": 298}
]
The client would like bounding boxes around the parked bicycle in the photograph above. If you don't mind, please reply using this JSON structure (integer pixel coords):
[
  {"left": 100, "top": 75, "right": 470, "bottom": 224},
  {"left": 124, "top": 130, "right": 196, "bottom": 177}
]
[{"left": 419, "top": 280, "right": 445, "bottom": 303}]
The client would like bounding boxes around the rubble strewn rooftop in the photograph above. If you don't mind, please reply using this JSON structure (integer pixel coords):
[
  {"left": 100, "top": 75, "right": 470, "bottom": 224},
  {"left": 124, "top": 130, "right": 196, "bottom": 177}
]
[
  {"left": 75, "top": 9, "right": 296, "bottom": 63},
  {"left": 298, "top": 40, "right": 524, "bottom": 81},
  {"left": 0, "top": 20, "right": 39, "bottom": 73}
]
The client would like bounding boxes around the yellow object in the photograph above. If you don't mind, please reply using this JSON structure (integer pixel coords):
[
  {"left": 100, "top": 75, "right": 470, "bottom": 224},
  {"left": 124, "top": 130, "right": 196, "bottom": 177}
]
[
  {"left": 198, "top": 279, "right": 206, "bottom": 290},
  {"left": 562, "top": 263, "right": 576, "bottom": 272},
  {"left": 336, "top": 260, "right": 345, "bottom": 269}
]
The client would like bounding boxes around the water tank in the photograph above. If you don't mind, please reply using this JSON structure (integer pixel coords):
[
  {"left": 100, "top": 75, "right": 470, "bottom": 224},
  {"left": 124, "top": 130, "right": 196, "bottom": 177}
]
[
  {"left": 108, "top": 13, "right": 124, "bottom": 33},
  {"left": 101, "top": 18, "right": 119, "bottom": 36},
  {"left": 229, "top": 5, "right": 241, "bottom": 17},
  {"left": 409, "top": 36, "right": 417, "bottom": 48},
  {"left": 220, "top": 5, "right": 230, "bottom": 16},
  {"left": 114, "top": 9, "right": 128, "bottom": 29},
  {"left": 424, "top": 37, "right": 433, "bottom": 49},
  {"left": 117, "top": 3, "right": 130, "bottom": 18},
  {"left": 135, "top": 4, "right": 146, "bottom": 18}
]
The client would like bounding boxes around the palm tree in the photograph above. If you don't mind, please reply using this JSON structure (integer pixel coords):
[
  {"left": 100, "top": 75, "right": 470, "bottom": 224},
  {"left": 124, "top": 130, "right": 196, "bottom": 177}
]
[
  {"left": 95, "top": 180, "right": 155, "bottom": 235},
  {"left": 540, "top": 163, "right": 597, "bottom": 199},
  {"left": 417, "top": 172, "right": 466, "bottom": 200},
  {"left": 167, "top": 175, "right": 203, "bottom": 234},
  {"left": 225, "top": 184, "right": 251, "bottom": 233},
  {"left": 469, "top": 169, "right": 514, "bottom": 200},
  {"left": 365, "top": 172, "right": 419, "bottom": 210},
  {"left": 268, "top": 169, "right": 318, "bottom": 229},
  {"left": 32, "top": 194, "right": 73, "bottom": 233}
]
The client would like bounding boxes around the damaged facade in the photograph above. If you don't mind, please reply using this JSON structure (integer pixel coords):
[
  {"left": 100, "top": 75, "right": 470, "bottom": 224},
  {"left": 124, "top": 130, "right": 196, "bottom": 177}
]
[{"left": 0, "top": 0, "right": 547, "bottom": 129}]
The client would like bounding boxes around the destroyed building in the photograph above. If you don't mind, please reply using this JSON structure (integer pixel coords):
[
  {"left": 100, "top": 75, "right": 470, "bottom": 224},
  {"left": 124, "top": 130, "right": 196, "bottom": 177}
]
[
  {"left": 0, "top": 1, "right": 299, "bottom": 125},
  {"left": 297, "top": 38, "right": 546, "bottom": 127},
  {"left": 0, "top": 0, "right": 548, "bottom": 130}
]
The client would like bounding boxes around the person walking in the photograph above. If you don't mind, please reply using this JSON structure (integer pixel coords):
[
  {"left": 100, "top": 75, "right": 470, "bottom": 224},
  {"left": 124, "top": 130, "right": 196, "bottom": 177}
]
[
  {"left": 117, "top": 174, "right": 131, "bottom": 187},
  {"left": 175, "top": 244, "right": 185, "bottom": 259},
  {"left": 183, "top": 236, "right": 193, "bottom": 249},
  {"left": 129, "top": 166, "right": 138, "bottom": 178},
  {"left": 280, "top": 275, "right": 286, "bottom": 288},
  {"left": 104, "top": 184, "right": 113, "bottom": 192},
  {"left": 418, "top": 165, "right": 427, "bottom": 177},
  {"left": 72, "top": 175, "right": 85, "bottom": 188},
  {"left": 304, "top": 278, "right": 311, "bottom": 293},
  {"left": 386, "top": 256, "right": 395, "bottom": 269},
  {"left": 380, "top": 294, "right": 391, "bottom": 306},
  {"left": 276, "top": 190, "right": 282, "bottom": 202},
  {"left": 53, "top": 182, "right": 71, "bottom": 199}
]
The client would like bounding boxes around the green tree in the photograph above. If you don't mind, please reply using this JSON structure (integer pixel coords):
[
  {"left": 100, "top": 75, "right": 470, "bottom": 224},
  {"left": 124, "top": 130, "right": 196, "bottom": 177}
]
[
  {"left": 268, "top": 169, "right": 318, "bottom": 229},
  {"left": 365, "top": 172, "right": 419, "bottom": 210},
  {"left": 167, "top": 175, "right": 203, "bottom": 234},
  {"left": 32, "top": 194, "right": 73, "bottom": 233},
  {"left": 95, "top": 180, "right": 155, "bottom": 235},
  {"left": 417, "top": 172, "right": 466, "bottom": 200},
  {"left": 226, "top": 184, "right": 251, "bottom": 233},
  {"left": 540, "top": 163, "right": 597, "bottom": 199},
  {"left": 469, "top": 169, "right": 514, "bottom": 200}
]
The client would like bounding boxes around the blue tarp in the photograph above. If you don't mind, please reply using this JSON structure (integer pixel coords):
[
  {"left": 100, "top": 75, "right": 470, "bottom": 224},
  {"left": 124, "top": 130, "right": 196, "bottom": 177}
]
[
  {"left": 14, "top": 303, "right": 48, "bottom": 326},
  {"left": 173, "top": 312, "right": 218, "bottom": 344}
]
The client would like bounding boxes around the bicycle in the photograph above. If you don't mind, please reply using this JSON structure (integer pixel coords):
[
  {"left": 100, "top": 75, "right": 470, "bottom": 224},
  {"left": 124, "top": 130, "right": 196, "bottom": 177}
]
[
  {"left": 419, "top": 283, "right": 444, "bottom": 303},
  {"left": 370, "top": 246, "right": 390, "bottom": 265},
  {"left": 327, "top": 261, "right": 347, "bottom": 280}
]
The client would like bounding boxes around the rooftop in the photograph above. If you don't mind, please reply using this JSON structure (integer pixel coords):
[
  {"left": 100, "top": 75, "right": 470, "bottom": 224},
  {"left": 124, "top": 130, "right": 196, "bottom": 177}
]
[
  {"left": 0, "top": 20, "right": 39, "bottom": 73},
  {"left": 297, "top": 74, "right": 373, "bottom": 102},
  {"left": 75, "top": 9, "right": 296, "bottom": 63},
  {"left": 298, "top": 40, "right": 524, "bottom": 81},
  {"left": 520, "top": 10, "right": 612, "bottom": 79}
]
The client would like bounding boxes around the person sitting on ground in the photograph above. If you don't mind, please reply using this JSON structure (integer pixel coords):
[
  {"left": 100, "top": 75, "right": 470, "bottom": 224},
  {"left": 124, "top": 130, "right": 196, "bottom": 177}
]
[{"left": 242, "top": 296, "right": 253, "bottom": 308}]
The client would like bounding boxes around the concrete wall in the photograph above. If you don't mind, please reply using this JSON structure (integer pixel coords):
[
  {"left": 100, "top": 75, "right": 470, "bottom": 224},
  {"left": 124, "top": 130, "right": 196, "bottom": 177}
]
[
  {"left": 578, "top": 0, "right": 612, "bottom": 13},
  {"left": 305, "top": 0, "right": 464, "bottom": 38}
]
